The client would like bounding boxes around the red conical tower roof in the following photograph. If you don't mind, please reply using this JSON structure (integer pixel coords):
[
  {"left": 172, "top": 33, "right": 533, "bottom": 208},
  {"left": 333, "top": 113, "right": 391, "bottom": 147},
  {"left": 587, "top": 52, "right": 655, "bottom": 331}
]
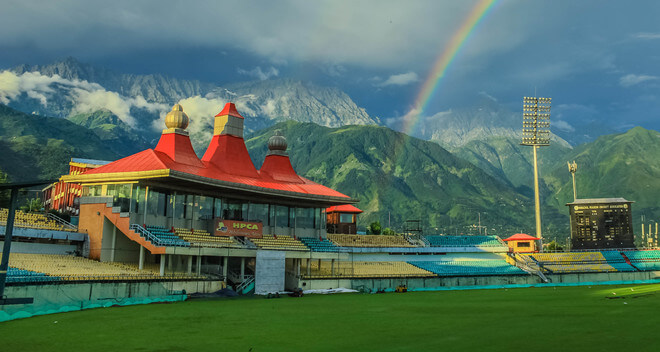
[{"left": 202, "top": 102, "right": 259, "bottom": 178}]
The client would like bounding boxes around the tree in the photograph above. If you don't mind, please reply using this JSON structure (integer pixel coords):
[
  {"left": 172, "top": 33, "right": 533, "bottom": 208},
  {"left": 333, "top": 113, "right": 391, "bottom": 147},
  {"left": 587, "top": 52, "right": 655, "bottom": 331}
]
[
  {"left": 382, "top": 227, "right": 396, "bottom": 236},
  {"left": 545, "top": 240, "right": 563, "bottom": 251},
  {"left": 20, "top": 198, "right": 43, "bottom": 212},
  {"left": 369, "top": 221, "right": 382, "bottom": 235}
]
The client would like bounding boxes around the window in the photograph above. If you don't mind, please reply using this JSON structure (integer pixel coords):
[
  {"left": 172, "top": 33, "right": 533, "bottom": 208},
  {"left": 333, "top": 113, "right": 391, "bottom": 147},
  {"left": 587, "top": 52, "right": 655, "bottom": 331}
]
[
  {"left": 223, "top": 200, "right": 245, "bottom": 221},
  {"left": 517, "top": 242, "right": 530, "bottom": 248},
  {"left": 85, "top": 185, "right": 102, "bottom": 197},
  {"left": 196, "top": 196, "right": 213, "bottom": 221},
  {"left": 131, "top": 184, "right": 143, "bottom": 215},
  {"left": 248, "top": 203, "right": 268, "bottom": 224},
  {"left": 213, "top": 198, "right": 223, "bottom": 218},
  {"left": 174, "top": 193, "right": 185, "bottom": 219},
  {"left": 295, "top": 207, "right": 315, "bottom": 228},
  {"left": 147, "top": 189, "right": 166, "bottom": 216},
  {"left": 275, "top": 205, "right": 289, "bottom": 227},
  {"left": 184, "top": 194, "right": 193, "bottom": 219},
  {"left": 340, "top": 213, "right": 355, "bottom": 223}
]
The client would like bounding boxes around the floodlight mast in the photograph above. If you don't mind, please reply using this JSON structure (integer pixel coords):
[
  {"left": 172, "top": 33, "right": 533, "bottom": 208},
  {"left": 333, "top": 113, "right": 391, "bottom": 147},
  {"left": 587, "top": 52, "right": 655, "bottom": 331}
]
[
  {"left": 521, "top": 96, "right": 551, "bottom": 247},
  {"left": 568, "top": 161, "right": 578, "bottom": 201}
]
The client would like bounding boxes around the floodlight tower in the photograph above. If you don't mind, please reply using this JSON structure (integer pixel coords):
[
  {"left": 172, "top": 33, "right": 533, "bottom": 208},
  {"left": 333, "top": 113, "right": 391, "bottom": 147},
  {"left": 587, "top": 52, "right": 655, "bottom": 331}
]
[
  {"left": 522, "top": 96, "right": 551, "bottom": 243},
  {"left": 568, "top": 161, "right": 577, "bottom": 201}
]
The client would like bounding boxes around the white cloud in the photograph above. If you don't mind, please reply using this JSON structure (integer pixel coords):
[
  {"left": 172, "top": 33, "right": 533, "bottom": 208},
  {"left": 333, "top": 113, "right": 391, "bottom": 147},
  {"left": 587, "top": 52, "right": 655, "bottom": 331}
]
[
  {"left": 378, "top": 72, "right": 419, "bottom": 87},
  {"left": 478, "top": 91, "right": 498, "bottom": 102},
  {"left": 633, "top": 32, "right": 660, "bottom": 40},
  {"left": 237, "top": 66, "right": 279, "bottom": 81},
  {"left": 0, "top": 70, "right": 170, "bottom": 126},
  {"left": 620, "top": 74, "right": 659, "bottom": 87},
  {"left": 553, "top": 120, "right": 575, "bottom": 132}
]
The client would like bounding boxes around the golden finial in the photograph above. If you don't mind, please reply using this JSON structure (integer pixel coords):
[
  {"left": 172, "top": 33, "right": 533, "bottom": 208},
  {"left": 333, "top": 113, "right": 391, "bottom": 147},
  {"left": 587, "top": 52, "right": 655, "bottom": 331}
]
[{"left": 165, "top": 104, "right": 189, "bottom": 130}]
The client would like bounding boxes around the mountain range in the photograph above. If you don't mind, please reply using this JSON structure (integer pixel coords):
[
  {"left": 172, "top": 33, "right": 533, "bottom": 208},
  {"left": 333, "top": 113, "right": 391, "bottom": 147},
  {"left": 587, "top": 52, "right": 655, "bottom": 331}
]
[{"left": 1, "top": 57, "right": 657, "bottom": 239}]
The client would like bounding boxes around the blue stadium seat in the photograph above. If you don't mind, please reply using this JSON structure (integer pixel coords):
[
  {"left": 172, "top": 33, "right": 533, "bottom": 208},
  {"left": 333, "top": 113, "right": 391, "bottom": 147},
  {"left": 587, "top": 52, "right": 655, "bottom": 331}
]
[
  {"left": 424, "top": 235, "right": 506, "bottom": 248},
  {"left": 299, "top": 237, "right": 340, "bottom": 252},
  {"left": 409, "top": 260, "right": 525, "bottom": 276}
]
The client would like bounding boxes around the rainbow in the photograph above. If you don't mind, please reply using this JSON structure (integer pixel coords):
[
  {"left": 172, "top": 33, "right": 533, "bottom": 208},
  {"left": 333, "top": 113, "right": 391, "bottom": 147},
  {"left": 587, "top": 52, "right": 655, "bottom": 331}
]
[{"left": 403, "top": 0, "right": 498, "bottom": 135}]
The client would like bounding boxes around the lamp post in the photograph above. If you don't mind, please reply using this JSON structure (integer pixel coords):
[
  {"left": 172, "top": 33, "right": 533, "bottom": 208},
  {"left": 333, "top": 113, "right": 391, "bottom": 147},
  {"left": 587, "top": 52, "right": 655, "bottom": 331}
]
[
  {"left": 522, "top": 96, "right": 551, "bottom": 247},
  {"left": 568, "top": 161, "right": 577, "bottom": 201}
]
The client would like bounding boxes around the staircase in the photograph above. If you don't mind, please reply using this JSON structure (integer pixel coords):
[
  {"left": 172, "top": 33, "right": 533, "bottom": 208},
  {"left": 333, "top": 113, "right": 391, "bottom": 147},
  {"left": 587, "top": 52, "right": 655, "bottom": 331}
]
[
  {"left": 508, "top": 252, "right": 550, "bottom": 283},
  {"left": 87, "top": 201, "right": 166, "bottom": 259},
  {"left": 236, "top": 275, "right": 255, "bottom": 295},
  {"left": 46, "top": 212, "right": 78, "bottom": 231}
]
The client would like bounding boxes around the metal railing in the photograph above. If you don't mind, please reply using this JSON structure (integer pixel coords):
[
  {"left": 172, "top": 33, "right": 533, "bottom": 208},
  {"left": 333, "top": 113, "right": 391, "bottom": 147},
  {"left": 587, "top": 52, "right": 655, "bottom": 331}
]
[
  {"left": 236, "top": 275, "right": 255, "bottom": 293},
  {"left": 46, "top": 212, "right": 78, "bottom": 231},
  {"left": 129, "top": 224, "right": 189, "bottom": 248}
]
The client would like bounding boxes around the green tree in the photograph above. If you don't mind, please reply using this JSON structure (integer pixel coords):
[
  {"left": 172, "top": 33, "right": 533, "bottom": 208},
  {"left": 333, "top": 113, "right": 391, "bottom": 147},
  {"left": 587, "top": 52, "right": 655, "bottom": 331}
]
[
  {"left": 369, "top": 221, "right": 382, "bottom": 235},
  {"left": 20, "top": 198, "right": 43, "bottom": 212},
  {"left": 382, "top": 227, "right": 396, "bottom": 236},
  {"left": 545, "top": 240, "right": 563, "bottom": 251}
]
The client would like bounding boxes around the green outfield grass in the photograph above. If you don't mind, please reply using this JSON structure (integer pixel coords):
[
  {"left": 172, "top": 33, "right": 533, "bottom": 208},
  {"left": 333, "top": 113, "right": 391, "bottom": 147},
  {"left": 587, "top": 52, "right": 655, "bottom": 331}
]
[{"left": 2, "top": 284, "right": 660, "bottom": 351}]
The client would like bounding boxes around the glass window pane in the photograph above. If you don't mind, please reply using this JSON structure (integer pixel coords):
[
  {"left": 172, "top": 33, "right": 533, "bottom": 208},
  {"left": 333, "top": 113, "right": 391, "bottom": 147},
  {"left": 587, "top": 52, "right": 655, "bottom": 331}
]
[
  {"left": 174, "top": 193, "right": 184, "bottom": 219},
  {"left": 248, "top": 203, "right": 268, "bottom": 223},
  {"left": 269, "top": 205, "right": 276, "bottom": 226},
  {"left": 296, "top": 208, "right": 314, "bottom": 228},
  {"left": 276, "top": 205, "right": 289, "bottom": 227},
  {"left": 147, "top": 189, "right": 159, "bottom": 215},
  {"left": 197, "top": 196, "right": 213, "bottom": 221},
  {"left": 166, "top": 193, "right": 173, "bottom": 218},
  {"left": 184, "top": 194, "right": 193, "bottom": 219},
  {"left": 214, "top": 198, "right": 223, "bottom": 218},
  {"left": 340, "top": 213, "right": 354, "bottom": 223}
]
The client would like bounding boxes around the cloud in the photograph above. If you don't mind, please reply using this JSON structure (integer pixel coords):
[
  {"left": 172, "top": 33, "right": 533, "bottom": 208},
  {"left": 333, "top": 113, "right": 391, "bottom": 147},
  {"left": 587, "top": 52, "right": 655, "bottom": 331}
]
[
  {"left": 377, "top": 72, "right": 419, "bottom": 87},
  {"left": 553, "top": 120, "right": 575, "bottom": 132},
  {"left": 478, "top": 91, "right": 498, "bottom": 102},
  {"left": 237, "top": 66, "right": 279, "bottom": 81},
  {"left": 619, "top": 74, "right": 659, "bottom": 87},
  {"left": 632, "top": 32, "right": 660, "bottom": 40},
  {"left": 0, "top": 70, "right": 169, "bottom": 126}
]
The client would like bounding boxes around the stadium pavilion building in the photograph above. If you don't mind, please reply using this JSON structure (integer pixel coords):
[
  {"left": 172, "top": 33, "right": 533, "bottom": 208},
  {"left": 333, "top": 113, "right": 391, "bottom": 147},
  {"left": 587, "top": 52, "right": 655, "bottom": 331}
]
[
  {"left": 58, "top": 103, "right": 357, "bottom": 287},
  {"left": 6, "top": 101, "right": 660, "bottom": 321}
]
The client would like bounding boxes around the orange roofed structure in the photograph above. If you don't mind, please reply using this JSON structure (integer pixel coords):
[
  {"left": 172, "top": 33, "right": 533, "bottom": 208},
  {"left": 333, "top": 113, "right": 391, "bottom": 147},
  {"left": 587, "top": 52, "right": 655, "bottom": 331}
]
[
  {"left": 61, "top": 103, "right": 357, "bottom": 266},
  {"left": 503, "top": 233, "right": 540, "bottom": 253},
  {"left": 326, "top": 204, "right": 363, "bottom": 234}
]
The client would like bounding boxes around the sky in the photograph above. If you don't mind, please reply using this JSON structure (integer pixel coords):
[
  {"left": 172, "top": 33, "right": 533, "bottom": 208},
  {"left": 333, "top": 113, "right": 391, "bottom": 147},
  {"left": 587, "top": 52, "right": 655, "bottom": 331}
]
[{"left": 1, "top": 0, "right": 660, "bottom": 133}]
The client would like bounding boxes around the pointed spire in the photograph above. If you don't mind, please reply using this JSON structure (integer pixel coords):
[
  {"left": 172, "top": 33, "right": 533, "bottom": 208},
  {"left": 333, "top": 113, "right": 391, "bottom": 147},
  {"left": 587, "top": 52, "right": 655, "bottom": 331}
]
[{"left": 213, "top": 102, "right": 244, "bottom": 137}]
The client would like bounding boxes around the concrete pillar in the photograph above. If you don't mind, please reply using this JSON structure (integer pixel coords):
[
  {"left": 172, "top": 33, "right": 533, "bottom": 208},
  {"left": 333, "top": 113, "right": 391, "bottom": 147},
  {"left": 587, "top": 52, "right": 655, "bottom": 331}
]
[
  {"left": 160, "top": 254, "right": 165, "bottom": 276},
  {"left": 196, "top": 255, "right": 202, "bottom": 275},
  {"left": 139, "top": 246, "right": 145, "bottom": 270},
  {"left": 223, "top": 256, "right": 228, "bottom": 279},
  {"left": 240, "top": 257, "right": 245, "bottom": 281},
  {"left": 168, "top": 254, "right": 173, "bottom": 271},
  {"left": 110, "top": 225, "right": 117, "bottom": 262},
  {"left": 143, "top": 186, "right": 149, "bottom": 225},
  {"left": 331, "top": 259, "right": 335, "bottom": 276},
  {"left": 187, "top": 255, "right": 193, "bottom": 274},
  {"left": 296, "top": 258, "right": 301, "bottom": 277},
  {"left": 306, "top": 258, "right": 311, "bottom": 276}
]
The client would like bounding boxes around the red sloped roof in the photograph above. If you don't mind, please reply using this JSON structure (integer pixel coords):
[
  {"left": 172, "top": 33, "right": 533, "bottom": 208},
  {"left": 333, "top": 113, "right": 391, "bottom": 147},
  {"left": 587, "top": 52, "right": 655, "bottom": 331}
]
[
  {"left": 326, "top": 204, "right": 363, "bottom": 213},
  {"left": 154, "top": 132, "right": 204, "bottom": 168},
  {"left": 83, "top": 149, "right": 168, "bottom": 174},
  {"left": 503, "top": 233, "right": 540, "bottom": 241},
  {"left": 259, "top": 154, "right": 303, "bottom": 183},
  {"left": 78, "top": 102, "right": 352, "bottom": 201},
  {"left": 201, "top": 134, "right": 260, "bottom": 178},
  {"left": 215, "top": 102, "right": 244, "bottom": 119}
]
